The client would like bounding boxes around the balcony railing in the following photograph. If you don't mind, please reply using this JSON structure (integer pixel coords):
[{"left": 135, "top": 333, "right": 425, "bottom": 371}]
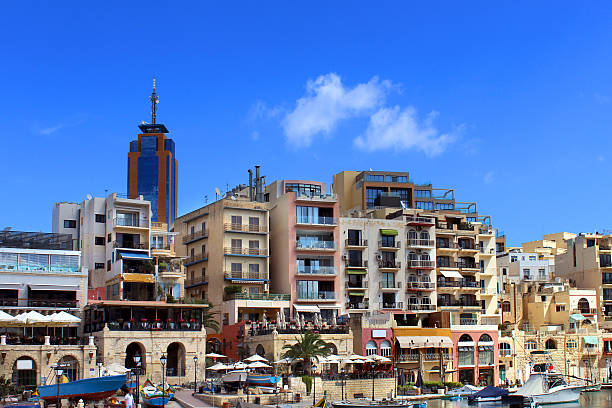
[
  {"left": 345, "top": 260, "right": 368, "bottom": 268},
  {"left": 231, "top": 293, "right": 291, "bottom": 301},
  {"left": 296, "top": 240, "right": 336, "bottom": 250},
  {"left": 224, "top": 223, "right": 268, "bottom": 233},
  {"left": 378, "top": 260, "right": 401, "bottom": 269},
  {"left": 182, "top": 229, "right": 208, "bottom": 243},
  {"left": 297, "top": 266, "right": 336, "bottom": 275},
  {"left": 405, "top": 281, "right": 435, "bottom": 290},
  {"left": 114, "top": 218, "right": 149, "bottom": 228},
  {"left": 479, "top": 248, "right": 495, "bottom": 254},
  {"left": 458, "top": 244, "right": 477, "bottom": 251},
  {"left": 380, "top": 302, "right": 403, "bottom": 309},
  {"left": 458, "top": 223, "right": 475, "bottom": 231},
  {"left": 346, "top": 302, "right": 369, "bottom": 310},
  {"left": 437, "top": 280, "right": 461, "bottom": 288},
  {"left": 184, "top": 277, "right": 208, "bottom": 287},
  {"left": 224, "top": 271, "right": 268, "bottom": 280},
  {"left": 346, "top": 238, "right": 368, "bottom": 247},
  {"left": 114, "top": 241, "right": 149, "bottom": 250},
  {"left": 406, "top": 303, "right": 436, "bottom": 311},
  {"left": 457, "top": 262, "right": 478, "bottom": 269},
  {"left": 185, "top": 253, "right": 208, "bottom": 265},
  {"left": 397, "top": 353, "right": 450, "bottom": 362},
  {"left": 436, "top": 222, "right": 452, "bottom": 230},
  {"left": 405, "top": 216, "right": 435, "bottom": 225},
  {"left": 296, "top": 216, "right": 338, "bottom": 225},
  {"left": 223, "top": 247, "right": 268, "bottom": 256},
  {"left": 107, "top": 320, "right": 202, "bottom": 332},
  {"left": 378, "top": 240, "right": 401, "bottom": 249},
  {"left": 407, "top": 239, "right": 434, "bottom": 247},
  {"left": 407, "top": 260, "right": 435, "bottom": 269},
  {"left": 380, "top": 281, "right": 402, "bottom": 289},
  {"left": 459, "top": 318, "right": 478, "bottom": 325},
  {"left": 438, "top": 300, "right": 481, "bottom": 308},
  {"left": 437, "top": 242, "right": 459, "bottom": 249},
  {"left": 347, "top": 281, "right": 368, "bottom": 289},
  {"left": 297, "top": 291, "right": 337, "bottom": 300},
  {"left": 0, "top": 299, "right": 80, "bottom": 308}
]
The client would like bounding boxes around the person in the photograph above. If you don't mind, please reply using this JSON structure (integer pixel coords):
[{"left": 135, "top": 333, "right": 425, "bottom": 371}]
[{"left": 125, "top": 388, "right": 134, "bottom": 408}]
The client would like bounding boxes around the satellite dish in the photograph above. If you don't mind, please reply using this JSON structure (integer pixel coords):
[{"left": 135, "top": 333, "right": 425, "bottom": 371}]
[{"left": 86, "top": 194, "right": 93, "bottom": 200}]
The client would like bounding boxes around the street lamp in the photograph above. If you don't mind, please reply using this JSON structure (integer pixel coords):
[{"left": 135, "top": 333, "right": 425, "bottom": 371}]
[
  {"left": 134, "top": 353, "right": 142, "bottom": 406},
  {"left": 312, "top": 364, "right": 318, "bottom": 406},
  {"left": 371, "top": 367, "right": 376, "bottom": 401},
  {"left": 193, "top": 355, "right": 199, "bottom": 394},
  {"left": 340, "top": 368, "right": 345, "bottom": 401},
  {"left": 54, "top": 364, "right": 64, "bottom": 408},
  {"left": 160, "top": 354, "right": 167, "bottom": 408},
  {"left": 97, "top": 362, "right": 103, "bottom": 377},
  {"left": 393, "top": 367, "right": 398, "bottom": 399}
]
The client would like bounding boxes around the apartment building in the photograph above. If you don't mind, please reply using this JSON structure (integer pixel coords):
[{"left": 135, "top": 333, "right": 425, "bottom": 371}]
[
  {"left": 53, "top": 193, "right": 154, "bottom": 300},
  {"left": 150, "top": 221, "right": 183, "bottom": 299},
  {"left": 175, "top": 188, "right": 286, "bottom": 328},
  {"left": 266, "top": 180, "right": 341, "bottom": 321},
  {"left": 0, "top": 231, "right": 94, "bottom": 389},
  {"left": 497, "top": 250, "right": 554, "bottom": 289}
]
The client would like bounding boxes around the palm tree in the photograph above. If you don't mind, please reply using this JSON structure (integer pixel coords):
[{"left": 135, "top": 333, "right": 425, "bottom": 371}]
[
  {"left": 282, "top": 331, "right": 331, "bottom": 375},
  {"left": 201, "top": 305, "right": 220, "bottom": 332}
]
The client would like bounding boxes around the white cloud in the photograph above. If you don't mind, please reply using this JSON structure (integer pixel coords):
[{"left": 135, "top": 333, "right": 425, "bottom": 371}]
[
  {"left": 483, "top": 171, "right": 495, "bottom": 184},
  {"left": 282, "top": 73, "right": 391, "bottom": 147},
  {"left": 353, "top": 106, "right": 458, "bottom": 156},
  {"left": 249, "top": 100, "right": 283, "bottom": 121},
  {"left": 34, "top": 115, "right": 88, "bottom": 136}
]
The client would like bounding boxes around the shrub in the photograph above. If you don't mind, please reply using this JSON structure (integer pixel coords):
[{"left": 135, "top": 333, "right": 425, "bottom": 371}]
[
  {"left": 423, "top": 381, "right": 445, "bottom": 388},
  {"left": 301, "top": 375, "right": 313, "bottom": 394},
  {"left": 444, "top": 381, "right": 463, "bottom": 389},
  {"left": 224, "top": 285, "right": 243, "bottom": 297}
]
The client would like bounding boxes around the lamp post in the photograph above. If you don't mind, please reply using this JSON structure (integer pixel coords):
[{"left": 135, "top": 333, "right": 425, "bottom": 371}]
[
  {"left": 97, "top": 362, "right": 103, "bottom": 377},
  {"left": 371, "top": 369, "right": 375, "bottom": 401},
  {"left": 134, "top": 353, "right": 142, "bottom": 407},
  {"left": 193, "top": 355, "right": 198, "bottom": 394},
  {"left": 160, "top": 354, "right": 167, "bottom": 408},
  {"left": 340, "top": 368, "right": 345, "bottom": 401},
  {"left": 312, "top": 364, "right": 318, "bottom": 406},
  {"left": 54, "top": 364, "right": 64, "bottom": 408},
  {"left": 393, "top": 367, "right": 398, "bottom": 399}
]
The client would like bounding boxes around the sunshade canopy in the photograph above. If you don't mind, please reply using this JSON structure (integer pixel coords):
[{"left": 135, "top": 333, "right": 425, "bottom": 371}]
[
  {"left": 117, "top": 250, "right": 152, "bottom": 260},
  {"left": 584, "top": 336, "right": 598, "bottom": 345},
  {"left": 380, "top": 229, "right": 398, "bottom": 236},
  {"left": 247, "top": 361, "right": 272, "bottom": 369},
  {"left": 293, "top": 304, "right": 320, "bottom": 313},
  {"left": 440, "top": 270, "right": 463, "bottom": 279},
  {"left": 208, "top": 363, "right": 230, "bottom": 370},
  {"left": 570, "top": 313, "right": 586, "bottom": 321},
  {"left": 29, "top": 284, "right": 78, "bottom": 291},
  {"left": 396, "top": 336, "right": 453, "bottom": 349},
  {"left": 0, "top": 310, "right": 17, "bottom": 324},
  {"left": 206, "top": 353, "right": 227, "bottom": 359},
  {"left": 346, "top": 269, "right": 367, "bottom": 275},
  {"left": 245, "top": 354, "right": 269, "bottom": 363}
]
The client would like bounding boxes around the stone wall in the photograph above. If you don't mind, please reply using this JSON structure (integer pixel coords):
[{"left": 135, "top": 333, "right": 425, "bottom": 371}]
[{"left": 288, "top": 377, "right": 396, "bottom": 401}]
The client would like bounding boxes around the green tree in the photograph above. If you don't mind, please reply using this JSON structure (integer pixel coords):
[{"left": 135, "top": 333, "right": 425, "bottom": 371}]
[
  {"left": 201, "top": 305, "right": 220, "bottom": 332},
  {"left": 282, "top": 331, "right": 331, "bottom": 375}
]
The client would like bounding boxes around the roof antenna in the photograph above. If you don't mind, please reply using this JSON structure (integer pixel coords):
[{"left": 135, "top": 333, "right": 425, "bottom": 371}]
[{"left": 150, "top": 77, "right": 159, "bottom": 124}]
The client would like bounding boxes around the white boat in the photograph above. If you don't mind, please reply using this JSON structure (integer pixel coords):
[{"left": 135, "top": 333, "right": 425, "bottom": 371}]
[{"left": 513, "top": 372, "right": 586, "bottom": 405}]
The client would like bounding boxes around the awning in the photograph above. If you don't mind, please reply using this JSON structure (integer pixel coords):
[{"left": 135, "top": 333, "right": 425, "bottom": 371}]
[
  {"left": 0, "top": 283, "right": 20, "bottom": 290},
  {"left": 349, "top": 291, "right": 365, "bottom": 296},
  {"left": 28, "top": 284, "right": 78, "bottom": 291},
  {"left": 117, "top": 250, "right": 152, "bottom": 260},
  {"left": 293, "top": 304, "right": 320, "bottom": 313},
  {"left": 123, "top": 273, "right": 155, "bottom": 283},
  {"left": 396, "top": 336, "right": 453, "bottom": 349},
  {"left": 346, "top": 269, "right": 367, "bottom": 275},
  {"left": 440, "top": 270, "right": 463, "bottom": 279},
  {"left": 570, "top": 313, "right": 586, "bottom": 321},
  {"left": 584, "top": 336, "right": 598, "bottom": 345},
  {"left": 380, "top": 229, "right": 398, "bottom": 236},
  {"left": 458, "top": 341, "right": 476, "bottom": 347}
]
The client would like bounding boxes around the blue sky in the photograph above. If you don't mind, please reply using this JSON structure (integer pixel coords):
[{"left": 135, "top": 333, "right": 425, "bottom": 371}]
[{"left": 2, "top": 2, "right": 612, "bottom": 245}]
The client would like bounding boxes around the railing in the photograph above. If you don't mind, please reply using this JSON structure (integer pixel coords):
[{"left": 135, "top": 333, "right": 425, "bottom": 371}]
[
  {"left": 223, "top": 223, "right": 268, "bottom": 233},
  {"left": 600, "top": 244, "right": 612, "bottom": 251},
  {"left": 436, "top": 222, "right": 451, "bottom": 230},
  {"left": 457, "top": 262, "right": 478, "bottom": 269},
  {"left": 438, "top": 300, "right": 481, "bottom": 308},
  {"left": 182, "top": 229, "right": 208, "bottom": 243},
  {"left": 3, "top": 336, "right": 88, "bottom": 346},
  {"left": 380, "top": 302, "right": 403, "bottom": 309},
  {"left": 459, "top": 318, "right": 478, "bottom": 325},
  {"left": 346, "top": 238, "right": 368, "bottom": 246},
  {"left": 407, "top": 239, "right": 434, "bottom": 247},
  {"left": 185, "top": 253, "right": 208, "bottom": 264},
  {"left": 405, "top": 216, "right": 434, "bottom": 224},
  {"left": 378, "top": 260, "right": 402, "bottom": 269},
  {"left": 114, "top": 218, "right": 149, "bottom": 228},
  {"left": 296, "top": 240, "right": 336, "bottom": 250},
  {"left": 378, "top": 240, "right": 401, "bottom": 249},
  {"left": 223, "top": 247, "right": 268, "bottom": 256},
  {"left": 437, "top": 280, "right": 461, "bottom": 288},
  {"left": 106, "top": 320, "right": 202, "bottom": 332},
  {"left": 405, "top": 281, "right": 435, "bottom": 290},
  {"left": 479, "top": 227, "right": 493, "bottom": 235},
  {"left": 458, "top": 244, "right": 477, "bottom": 250},
  {"left": 297, "top": 266, "right": 336, "bottom": 275},
  {"left": 297, "top": 291, "right": 337, "bottom": 300},
  {"left": 345, "top": 260, "right": 368, "bottom": 268},
  {"left": 296, "top": 216, "right": 338, "bottom": 225},
  {"left": 397, "top": 353, "right": 449, "bottom": 362},
  {"left": 224, "top": 271, "right": 268, "bottom": 280},
  {"left": 380, "top": 281, "right": 402, "bottom": 289},
  {"left": 151, "top": 244, "right": 172, "bottom": 251},
  {"left": 437, "top": 242, "right": 459, "bottom": 249},
  {"left": 347, "top": 281, "right": 368, "bottom": 288},
  {"left": 583, "top": 346, "right": 599, "bottom": 354},
  {"left": 0, "top": 299, "right": 80, "bottom": 308},
  {"left": 458, "top": 223, "right": 475, "bottom": 231},
  {"left": 406, "top": 303, "right": 436, "bottom": 311},
  {"left": 184, "top": 277, "right": 207, "bottom": 286},
  {"left": 574, "top": 308, "right": 598, "bottom": 315},
  {"left": 114, "top": 241, "right": 149, "bottom": 249},
  {"left": 231, "top": 293, "right": 291, "bottom": 301},
  {"left": 407, "top": 260, "right": 435, "bottom": 268},
  {"left": 346, "top": 302, "right": 369, "bottom": 310},
  {"left": 295, "top": 192, "right": 338, "bottom": 201}
]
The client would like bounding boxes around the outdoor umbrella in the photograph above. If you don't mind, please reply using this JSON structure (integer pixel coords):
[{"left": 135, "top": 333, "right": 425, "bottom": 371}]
[
  {"left": 232, "top": 362, "right": 249, "bottom": 370},
  {"left": 247, "top": 361, "right": 272, "bottom": 369},
  {"left": 415, "top": 370, "right": 424, "bottom": 389},
  {"left": 0, "top": 310, "right": 17, "bottom": 326},
  {"left": 15, "top": 310, "right": 48, "bottom": 325},
  {"left": 107, "top": 363, "right": 130, "bottom": 374},
  {"left": 208, "top": 363, "right": 230, "bottom": 371},
  {"left": 331, "top": 314, "right": 337, "bottom": 327},
  {"left": 273, "top": 357, "right": 294, "bottom": 364},
  {"left": 245, "top": 354, "right": 269, "bottom": 363},
  {"left": 206, "top": 353, "right": 227, "bottom": 359},
  {"left": 347, "top": 354, "right": 367, "bottom": 360},
  {"left": 262, "top": 313, "right": 267, "bottom": 327}
]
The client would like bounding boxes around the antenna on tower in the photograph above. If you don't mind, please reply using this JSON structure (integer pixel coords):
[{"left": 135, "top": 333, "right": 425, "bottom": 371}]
[{"left": 150, "top": 77, "right": 159, "bottom": 124}]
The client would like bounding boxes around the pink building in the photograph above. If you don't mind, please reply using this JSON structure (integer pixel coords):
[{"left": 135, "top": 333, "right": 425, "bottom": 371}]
[
  {"left": 451, "top": 328, "right": 499, "bottom": 386},
  {"left": 267, "top": 181, "right": 341, "bottom": 321}
]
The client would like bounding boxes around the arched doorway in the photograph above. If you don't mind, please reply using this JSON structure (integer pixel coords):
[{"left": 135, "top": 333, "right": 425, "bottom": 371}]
[
  {"left": 578, "top": 298, "right": 590, "bottom": 314},
  {"left": 125, "top": 342, "right": 146, "bottom": 373},
  {"left": 58, "top": 355, "right": 80, "bottom": 382},
  {"left": 326, "top": 343, "right": 338, "bottom": 355},
  {"left": 166, "top": 342, "right": 186, "bottom": 377},
  {"left": 255, "top": 344, "right": 265, "bottom": 357},
  {"left": 12, "top": 356, "right": 36, "bottom": 390},
  {"left": 458, "top": 334, "right": 475, "bottom": 385}
]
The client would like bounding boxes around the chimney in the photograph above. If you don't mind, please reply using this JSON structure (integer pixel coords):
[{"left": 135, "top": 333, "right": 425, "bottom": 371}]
[{"left": 248, "top": 169, "right": 253, "bottom": 201}]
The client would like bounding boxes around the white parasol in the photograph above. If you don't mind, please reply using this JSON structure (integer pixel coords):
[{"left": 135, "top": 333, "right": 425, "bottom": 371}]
[
  {"left": 245, "top": 354, "right": 269, "bottom": 363},
  {"left": 208, "top": 363, "right": 230, "bottom": 371},
  {"left": 48, "top": 311, "right": 81, "bottom": 325},
  {"left": 0, "top": 310, "right": 17, "bottom": 325},
  {"left": 206, "top": 353, "right": 227, "bottom": 359},
  {"left": 247, "top": 361, "right": 272, "bottom": 369},
  {"left": 231, "top": 361, "right": 249, "bottom": 370}
]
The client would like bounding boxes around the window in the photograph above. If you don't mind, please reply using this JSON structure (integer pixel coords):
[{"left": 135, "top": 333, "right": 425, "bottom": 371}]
[
  {"left": 107, "top": 260, "right": 111, "bottom": 271},
  {"left": 499, "top": 343, "right": 511, "bottom": 357},
  {"left": 95, "top": 236, "right": 105, "bottom": 246},
  {"left": 248, "top": 264, "right": 260, "bottom": 278},
  {"left": 297, "top": 280, "right": 318, "bottom": 300},
  {"left": 436, "top": 203, "right": 454, "bottom": 210},
  {"left": 523, "top": 268, "right": 531, "bottom": 279},
  {"left": 381, "top": 234, "right": 395, "bottom": 247},
  {"left": 380, "top": 340, "right": 392, "bottom": 357},
  {"left": 538, "top": 268, "right": 546, "bottom": 279},
  {"left": 511, "top": 256, "right": 518, "bottom": 262},
  {"left": 566, "top": 341, "right": 577, "bottom": 349},
  {"left": 366, "top": 187, "right": 386, "bottom": 208},
  {"left": 502, "top": 301, "right": 511, "bottom": 313},
  {"left": 231, "top": 216, "right": 242, "bottom": 228},
  {"left": 231, "top": 239, "right": 242, "bottom": 252},
  {"left": 366, "top": 340, "right": 377, "bottom": 356},
  {"left": 545, "top": 339, "right": 557, "bottom": 350},
  {"left": 381, "top": 272, "right": 395, "bottom": 288},
  {"left": 415, "top": 201, "right": 433, "bottom": 210},
  {"left": 415, "top": 190, "right": 431, "bottom": 198},
  {"left": 95, "top": 262, "right": 104, "bottom": 270},
  {"left": 525, "top": 340, "right": 537, "bottom": 350},
  {"left": 107, "top": 233, "right": 112, "bottom": 243},
  {"left": 285, "top": 183, "right": 322, "bottom": 196},
  {"left": 502, "top": 268, "right": 507, "bottom": 276},
  {"left": 95, "top": 214, "right": 106, "bottom": 223},
  {"left": 63, "top": 220, "right": 76, "bottom": 228},
  {"left": 249, "top": 217, "right": 260, "bottom": 231},
  {"left": 556, "top": 305, "right": 566, "bottom": 312},
  {"left": 365, "top": 174, "right": 384, "bottom": 182}
]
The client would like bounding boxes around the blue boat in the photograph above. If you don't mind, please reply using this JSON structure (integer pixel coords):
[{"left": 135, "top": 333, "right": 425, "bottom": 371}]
[
  {"left": 246, "top": 374, "right": 281, "bottom": 386},
  {"left": 140, "top": 380, "right": 174, "bottom": 408},
  {"left": 37, "top": 374, "right": 127, "bottom": 402},
  {"left": 141, "top": 395, "right": 172, "bottom": 407}
]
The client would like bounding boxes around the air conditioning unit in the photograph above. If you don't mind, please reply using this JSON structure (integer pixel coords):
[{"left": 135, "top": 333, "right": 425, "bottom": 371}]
[
  {"left": 342, "top": 254, "right": 348, "bottom": 261},
  {"left": 376, "top": 253, "right": 383, "bottom": 261}
]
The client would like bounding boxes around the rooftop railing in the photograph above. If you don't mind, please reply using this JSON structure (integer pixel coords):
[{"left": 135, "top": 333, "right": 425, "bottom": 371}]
[{"left": 405, "top": 216, "right": 435, "bottom": 225}]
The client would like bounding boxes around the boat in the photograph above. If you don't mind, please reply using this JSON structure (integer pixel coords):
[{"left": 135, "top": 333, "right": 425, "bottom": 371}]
[
  {"left": 36, "top": 374, "right": 127, "bottom": 402},
  {"left": 467, "top": 386, "right": 509, "bottom": 403},
  {"left": 582, "top": 384, "right": 601, "bottom": 392},
  {"left": 140, "top": 379, "right": 174, "bottom": 408},
  {"left": 332, "top": 400, "right": 413, "bottom": 408},
  {"left": 246, "top": 373, "right": 281, "bottom": 386},
  {"left": 441, "top": 395, "right": 461, "bottom": 401},
  {"left": 511, "top": 372, "right": 586, "bottom": 405},
  {"left": 222, "top": 370, "right": 249, "bottom": 385},
  {"left": 446, "top": 385, "right": 481, "bottom": 397}
]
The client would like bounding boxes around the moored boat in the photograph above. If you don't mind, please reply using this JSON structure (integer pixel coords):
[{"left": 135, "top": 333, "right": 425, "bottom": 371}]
[
  {"left": 332, "top": 400, "right": 414, "bottom": 408},
  {"left": 467, "top": 386, "right": 509, "bottom": 403},
  {"left": 36, "top": 374, "right": 127, "bottom": 402},
  {"left": 246, "top": 374, "right": 281, "bottom": 386},
  {"left": 140, "top": 379, "right": 174, "bottom": 408},
  {"left": 511, "top": 372, "right": 586, "bottom": 405}
]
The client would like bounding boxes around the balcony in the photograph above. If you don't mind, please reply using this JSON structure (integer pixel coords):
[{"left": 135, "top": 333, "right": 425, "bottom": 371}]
[
  {"left": 345, "top": 238, "right": 368, "bottom": 247},
  {"left": 437, "top": 242, "right": 459, "bottom": 251},
  {"left": 436, "top": 222, "right": 453, "bottom": 231},
  {"left": 479, "top": 227, "right": 494, "bottom": 235},
  {"left": 296, "top": 240, "right": 336, "bottom": 250},
  {"left": 458, "top": 244, "right": 478, "bottom": 253},
  {"left": 114, "top": 241, "right": 149, "bottom": 250},
  {"left": 346, "top": 302, "right": 369, "bottom": 310},
  {"left": 398, "top": 353, "right": 450, "bottom": 362},
  {"left": 405, "top": 216, "right": 435, "bottom": 226},
  {"left": 572, "top": 308, "right": 597, "bottom": 315},
  {"left": 184, "top": 253, "right": 208, "bottom": 266},
  {"left": 295, "top": 192, "right": 337, "bottom": 202},
  {"left": 407, "top": 260, "right": 435, "bottom": 269},
  {"left": 107, "top": 320, "right": 202, "bottom": 332},
  {"left": 231, "top": 293, "right": 291, "bottom": 301},
  {"left": 479, "top": 248, "right": 495, "bottom": 255},
  {"left": 184, "top": 276, "right": 208, "bottom": 287},
  {"left": 345, "top": 260, "right": 368, "bottom": 268},
  {"left": 347, "top": 281, "right": 368, "bottom": 289},
  {"left": 438, "top": 299, "right": 481, "bottom": 309},
  {"left": 458, "top": 318, "right": 478, "bottom": 325},
  {"left": 378, "top": 260, "right": 402, "bottom": 270},
  {"left": 405, "top": 281, "right": 436, "bottom": 291},
  {"left": 480, "top": 288, "right": 497, "bottom": 296},
  {"left": 223, "top": 223, "right": 268, "bottom": 234},
  {"left": 224, "top": 247, "right": 268, "bottom": 257},
  {"left": 296, "top": 216, "right": 338, "bottom": 226},
  {"left": 406, "top": 303, "right": 436, "bottom": 312},
  {"left": 457, "top": 261, "right": 478, "bottom": 270},
  {"left": 379, "top": 281, "right": 402, "bottom": 290},
  {"left": 114, "top": 218, "right": 149, "bottom": 229},
  {"left": 182, "top": 229, "right": 208, "bottom": 244},
  {"left": 458, "top": 223, "right": 475, "bottom": 232},
  {"left": 297, "top": 266, "right": 337, "bottom": 276},
  {"left": 407, "top": 239, "right": 435, "bottom": 248},
  {"left": 437, "top": 280, "right": 461, "bottom": 288},
  {"left": 379, "top": 240, "right": 401, "bottom": 250},
  {"left": 583, "top": 347, "right": 599, "bottom": 355},
  {"left": 380, "top": 302, "right": 403, "bottom": 309},
  {"left": 296, "top": 291, "right": 337, "bottom": 301},
  {"left": 224, "top": 271, "right": 268, "bottom": 280}
]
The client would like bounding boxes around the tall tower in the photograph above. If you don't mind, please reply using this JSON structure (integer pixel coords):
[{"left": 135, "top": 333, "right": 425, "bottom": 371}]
[{"left": 127, "top": 79, "right": 178, "bottom": 226}]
